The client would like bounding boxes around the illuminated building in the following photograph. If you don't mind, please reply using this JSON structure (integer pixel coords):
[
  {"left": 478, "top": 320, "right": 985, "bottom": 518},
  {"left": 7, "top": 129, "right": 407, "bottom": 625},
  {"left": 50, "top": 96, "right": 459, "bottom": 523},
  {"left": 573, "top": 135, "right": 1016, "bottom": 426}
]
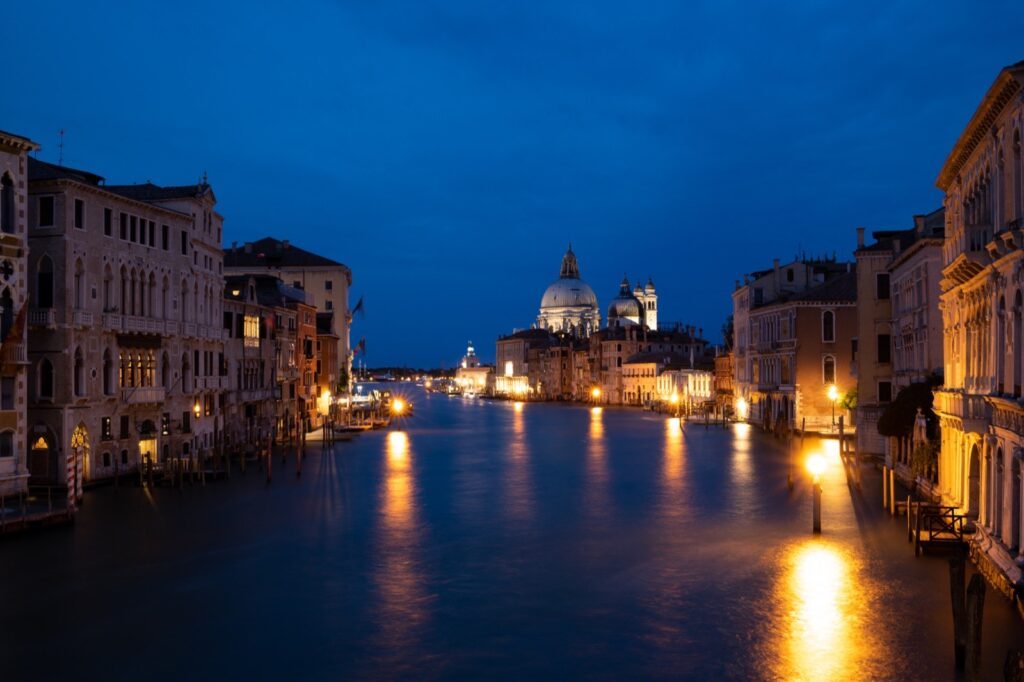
[
  {"left": 536, "top": 245, "right": 600, "bottom": 338},
  {"left": 731, "top": 258, "right": 856, "bottom": 433},
  {"left": 933, "top": 60, "right": 1024, "bottom": 595},
  {"left": 225, "top": 237, "right": 352, "bottom": 392},
  {"left": 0, "top": 130, "right": 37, "bottom": 497},
  {"left": 455, "top": 341, "right": 492, "bottom": 393},
  {"left": 853, "top": 211, "right": 944, "bottom": 458},
  {"left": 26, "top": 157, "right": 225, "bottom": 492}
]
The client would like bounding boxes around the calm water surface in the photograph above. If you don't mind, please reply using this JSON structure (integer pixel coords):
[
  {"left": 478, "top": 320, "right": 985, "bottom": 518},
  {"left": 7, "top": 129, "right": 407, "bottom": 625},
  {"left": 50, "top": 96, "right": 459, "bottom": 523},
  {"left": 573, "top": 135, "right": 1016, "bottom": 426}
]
[{"left": 2, "top": 386, "right": 1023, "bottom": 680}]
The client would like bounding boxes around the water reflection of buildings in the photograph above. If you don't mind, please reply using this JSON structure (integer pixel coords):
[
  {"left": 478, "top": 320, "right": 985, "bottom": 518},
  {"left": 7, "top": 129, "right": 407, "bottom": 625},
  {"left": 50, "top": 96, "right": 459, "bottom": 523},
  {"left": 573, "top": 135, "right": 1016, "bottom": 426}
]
[
  {"left": 375, "top": 431, "right": 429, "bottom": 652},
  {"left": 585, "top": 407, "right": 609, "bottom": 515},
  {"left": 503, "top": 401, "right": 533, "bottom": 522},
  {"left": 661, "top": 417, "right": 686, "bottom": 517}
]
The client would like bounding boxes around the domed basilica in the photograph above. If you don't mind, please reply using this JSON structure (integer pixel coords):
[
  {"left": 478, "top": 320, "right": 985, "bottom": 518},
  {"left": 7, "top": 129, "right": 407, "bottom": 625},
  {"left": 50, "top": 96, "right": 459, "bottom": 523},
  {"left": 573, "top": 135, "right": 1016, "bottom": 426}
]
[
  {"left": 536, "top": 246, "right": 601, "bottom": 338},
  {"left": 536, "top": 246, "right": 659, "bottom": 338}
]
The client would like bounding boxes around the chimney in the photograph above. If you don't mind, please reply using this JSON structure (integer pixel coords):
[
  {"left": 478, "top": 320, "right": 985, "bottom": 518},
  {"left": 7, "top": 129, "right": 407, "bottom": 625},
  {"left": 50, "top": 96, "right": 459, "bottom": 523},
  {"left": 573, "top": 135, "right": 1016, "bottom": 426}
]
[
  {"left": 734, "top": 279, "right": 740, "bottom": 290},
  {"left": 231, "top": 240, "right": 237, "bottom": 254},
  {"left": 856, "top": 226, "right": 865, "bottom": 249},
  {"left": 244, "top": 242, "right": 253, "bottom": 254},
  {"left": 698, "top": 327, "right": 703, "bottom": 339},
  {"left": 893, "top": 237, "right": 902, "bottom": 255}
]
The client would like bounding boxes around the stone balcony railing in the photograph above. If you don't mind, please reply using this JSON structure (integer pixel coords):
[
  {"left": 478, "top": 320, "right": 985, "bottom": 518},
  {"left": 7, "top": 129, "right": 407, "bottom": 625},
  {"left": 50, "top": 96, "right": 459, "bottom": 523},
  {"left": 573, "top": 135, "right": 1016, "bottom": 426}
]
[
  {"left": 29, "top": 309, "right": 55, "bottom": 328},
  {"left": 183, "top": 322, "right": 197, "bottom": 338},
  {"left": 102, "top": 313, "right": 122, "bottom": 331},
  {"left": 122, "top": 315, "right": 163, "bottom": 334},
  {"left": 121, "top": 386, "right": 166, "bottom": 405},
  {"left": 2, "top": 342, "right": 26, "bottom": 365},
  {"left": 71, "top": 310, "right": 94, "bottom": 327},
  {"left": 934, "top": 389, "right": 991, "bottom": 428}
]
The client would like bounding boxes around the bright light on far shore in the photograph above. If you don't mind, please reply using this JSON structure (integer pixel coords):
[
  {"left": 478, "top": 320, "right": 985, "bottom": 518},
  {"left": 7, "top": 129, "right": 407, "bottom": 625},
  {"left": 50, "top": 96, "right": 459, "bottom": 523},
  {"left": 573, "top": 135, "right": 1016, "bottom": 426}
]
[
  {"left": 591, "top": 387, "right": 601, "bottom": 399},
  {"left": 392, "top": 398, "right": 406, "bottom": 415},
  {"left": 736, "top": 398, "right": 748, "bottom": 419}
]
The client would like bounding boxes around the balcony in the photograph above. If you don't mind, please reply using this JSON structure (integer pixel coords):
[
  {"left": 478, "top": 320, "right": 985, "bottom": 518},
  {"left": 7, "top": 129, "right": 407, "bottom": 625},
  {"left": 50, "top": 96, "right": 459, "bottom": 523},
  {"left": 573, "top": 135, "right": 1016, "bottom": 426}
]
[
  {"left": 122, "top": 315, "right": 163, "bottom": 334},
  {"left": 1, "top": 342, "right": 26, "bottom": 365},
  {"left": 71, "top": 310, "right": 94, "bottom": 328},
  {"left": 934, "top": 389, "right": 990, "bottom": 431},
  {"left": 102, "top": 313, "right": 122, "bottom": 331},
  {"left": 121, "top": 386, "right": 166, "bottom": 404},
  {"left": 164, "top": 320, "right": 180, "bottom": 336},
  {"left": 183, "top": 322, "right": 197, "bottom": 338},
  {"left": 29, "top": 309, "right": 55, "bottom": 328}
]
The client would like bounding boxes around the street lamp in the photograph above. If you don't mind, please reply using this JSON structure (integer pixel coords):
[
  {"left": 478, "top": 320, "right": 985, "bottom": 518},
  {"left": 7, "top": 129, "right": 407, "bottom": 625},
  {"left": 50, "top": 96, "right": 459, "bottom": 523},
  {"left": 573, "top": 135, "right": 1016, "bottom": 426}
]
[
  {"left": 806, "top": 453, "right": 826, "bottom": 534},
  {"left": 391, "top": 398, "right": 406, "bottom": 416},
  {"left": 670, "top": 391, "right": 680, "bottom": 418},
  {"left": 827, "top": 384, "right": 839, "bottom": 427},
  {"left": 591, "top": 387, "right": 601, "bottom": 404}
]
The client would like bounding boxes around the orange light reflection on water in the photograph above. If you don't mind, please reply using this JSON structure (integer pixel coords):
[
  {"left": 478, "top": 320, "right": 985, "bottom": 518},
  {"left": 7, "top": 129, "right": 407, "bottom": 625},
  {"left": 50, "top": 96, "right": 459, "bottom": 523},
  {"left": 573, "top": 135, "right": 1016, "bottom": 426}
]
[
  {"left": 766, "top": 540, "right": 879, "bottom": 681},
  {"left": 376, "top": 430, "right": 429, "bottom": 653}
]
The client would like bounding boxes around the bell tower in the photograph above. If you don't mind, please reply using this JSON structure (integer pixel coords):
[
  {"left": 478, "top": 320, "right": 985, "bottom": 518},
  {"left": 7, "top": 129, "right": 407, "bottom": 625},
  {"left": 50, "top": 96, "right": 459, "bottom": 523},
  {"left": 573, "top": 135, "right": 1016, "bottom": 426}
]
[{"left": 643, "top": 277, "right": 657, "bottom": 330}]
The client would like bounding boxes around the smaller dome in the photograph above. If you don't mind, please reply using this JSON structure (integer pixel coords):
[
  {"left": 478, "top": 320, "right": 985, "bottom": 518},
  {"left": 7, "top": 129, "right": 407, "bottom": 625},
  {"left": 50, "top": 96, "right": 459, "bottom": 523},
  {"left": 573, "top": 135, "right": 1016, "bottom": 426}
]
[{"left": 607, "top": 275, "right": 642, "bottom": 323}]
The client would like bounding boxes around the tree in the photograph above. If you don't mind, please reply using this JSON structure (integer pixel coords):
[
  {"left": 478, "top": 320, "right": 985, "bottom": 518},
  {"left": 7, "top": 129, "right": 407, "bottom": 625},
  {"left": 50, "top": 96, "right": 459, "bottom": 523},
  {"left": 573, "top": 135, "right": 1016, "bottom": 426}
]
[{"left": 877, "top": 379, "right": 940, "bottom": 439}]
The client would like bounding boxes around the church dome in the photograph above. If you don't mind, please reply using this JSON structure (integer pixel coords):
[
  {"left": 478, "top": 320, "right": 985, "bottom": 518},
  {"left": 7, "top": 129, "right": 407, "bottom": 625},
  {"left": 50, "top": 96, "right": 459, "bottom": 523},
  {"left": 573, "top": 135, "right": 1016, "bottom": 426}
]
[
  {"left": 539, "top": 245, "right": 598, "bottom": 309},
  {"left": 607, "top": 275, "right": 642, "bottom": 324},
  {"left": 540, "top": 279, "right": 598, "bottom": 308},
  {"left": 537, "top": 245, "right": 600, "bottom": 338}
]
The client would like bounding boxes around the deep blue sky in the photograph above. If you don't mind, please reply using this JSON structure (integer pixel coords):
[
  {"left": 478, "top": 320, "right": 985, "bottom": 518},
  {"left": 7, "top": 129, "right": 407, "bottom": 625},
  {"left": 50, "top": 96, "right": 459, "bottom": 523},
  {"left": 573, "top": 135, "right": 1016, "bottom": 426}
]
[{"left": 5, "top": 2, "right": 1024, "bottom": 366}]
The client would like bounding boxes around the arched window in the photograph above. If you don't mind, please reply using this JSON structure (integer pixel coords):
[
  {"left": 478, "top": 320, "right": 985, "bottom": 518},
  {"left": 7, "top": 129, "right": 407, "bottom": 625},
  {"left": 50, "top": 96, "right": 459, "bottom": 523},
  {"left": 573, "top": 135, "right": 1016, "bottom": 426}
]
[
  {"left": 130, "top": 268, "right": 138, "bottom": 316},
  {"left": 0, "top": 173, "right": 14, "bottom": 234},
  {"left": 39, "top": 358, "right": 54, "bottom": 399},
  {"left": 74, "top": 347, "right": 84, "bottom": 397},
  {"left": 823, "top": 355, "right": 836, "bottom": 385},
  {"left": 181, "top": 280, "right": 189, "bottom": 321},
  {"left": 120, "top": 266, "right": 128, "bottom": 314},
  {"left": 161, "top": 352, "right": 171, "bottom": 390},
  {"left": 74, "top": 259, "right": 85, "bottom": 309},
  {"left": 148, "top": 272, "right": 156, "bottom": 318},
  {"left": 0, "top": 288, "right": 12, "bottom": 340},
  {"left": 103, "top": 265, "right": 113, "bottom": 311},
  {"left": 37, "top": 256, "right": 54, "bottom": 309},
  {"left": 103, "top": 349, "right": 113, "bottom": 395},
  {"left": 162, "top": 276, "right": 170, "bottom": 320},
  {"left": 182, "top": 352, "right": 192, "bottom": 393},
  {"left": 822, "top": 310, "right": 835, "bottom": 343}
]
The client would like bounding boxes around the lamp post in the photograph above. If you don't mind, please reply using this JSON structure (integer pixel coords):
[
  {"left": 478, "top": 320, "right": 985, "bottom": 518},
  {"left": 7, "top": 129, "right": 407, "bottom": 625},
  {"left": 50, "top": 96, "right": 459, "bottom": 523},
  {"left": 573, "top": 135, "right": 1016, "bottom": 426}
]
[
  {"left": 807, "top": 453, "right": 825, "bottom": 534},
  {"left": 827, "top": 384, "right": 839, "bottom": 429},
  {"left": 670, "top": 391, "right": 680, "bottom": 418},
  {"left": 591, "top": 387, "right": 601, "bottom": 404}
]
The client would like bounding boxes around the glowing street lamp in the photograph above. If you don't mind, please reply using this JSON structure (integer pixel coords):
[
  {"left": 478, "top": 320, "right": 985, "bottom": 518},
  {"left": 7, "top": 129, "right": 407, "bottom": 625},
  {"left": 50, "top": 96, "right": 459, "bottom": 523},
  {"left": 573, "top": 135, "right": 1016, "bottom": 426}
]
[
  {"left": 391, "top": 398, "right": 406, "bottom": 416},
  {"left": 806, "top": 453, "right": 826, "bottom": 533},
  {"left": 670, "top": 391, "right": 680, "bottom": 418},
  {"left": 736, "top": 397, "right": 748, "bottom": 421},
  {"left": 827, "top": 384, "right": 839, "bottom": 427},
  {"left": 591, "top": 387, "right": 601, "bottom": 404}
]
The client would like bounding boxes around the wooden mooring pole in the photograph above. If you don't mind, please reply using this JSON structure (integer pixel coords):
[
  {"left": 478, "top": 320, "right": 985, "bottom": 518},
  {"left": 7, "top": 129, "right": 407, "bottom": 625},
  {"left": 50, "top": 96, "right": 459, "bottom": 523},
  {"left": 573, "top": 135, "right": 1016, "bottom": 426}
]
[
  {"left": 950, "top": 555, "right": 967, "bottom": 671},
  {"left": 965, "top": 573, "right": 986, "bottom": 681}
]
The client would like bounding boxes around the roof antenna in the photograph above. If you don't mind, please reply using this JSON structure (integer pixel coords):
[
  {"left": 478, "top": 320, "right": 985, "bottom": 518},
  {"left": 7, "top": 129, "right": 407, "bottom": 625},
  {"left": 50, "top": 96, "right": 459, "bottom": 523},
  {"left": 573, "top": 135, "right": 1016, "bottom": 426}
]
[
  {"left": 57, "top": 129, "right": 65, "bottom": 166},
  {"left": 201, "top": 170, "right": 208, "bottom": 185}
]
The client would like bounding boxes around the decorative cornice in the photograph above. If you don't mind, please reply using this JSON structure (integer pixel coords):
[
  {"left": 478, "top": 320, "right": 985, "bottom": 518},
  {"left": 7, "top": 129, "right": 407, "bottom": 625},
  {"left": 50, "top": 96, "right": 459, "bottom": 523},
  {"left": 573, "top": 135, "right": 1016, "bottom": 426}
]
[{"left": 937, "top": 63, "right": 1024, "bottom": 190}]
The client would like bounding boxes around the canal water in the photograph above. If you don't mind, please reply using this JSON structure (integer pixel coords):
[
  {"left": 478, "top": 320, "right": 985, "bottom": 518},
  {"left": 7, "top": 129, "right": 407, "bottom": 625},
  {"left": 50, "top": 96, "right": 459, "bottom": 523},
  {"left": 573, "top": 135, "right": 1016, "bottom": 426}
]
[{"left": 2, "top": 386, "right": 1022, "bottom": 680}]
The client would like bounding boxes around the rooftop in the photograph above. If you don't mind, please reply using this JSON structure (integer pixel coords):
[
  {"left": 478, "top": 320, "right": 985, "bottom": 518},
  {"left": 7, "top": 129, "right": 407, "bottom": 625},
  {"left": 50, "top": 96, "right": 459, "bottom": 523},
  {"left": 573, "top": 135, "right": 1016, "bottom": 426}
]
[{"left": 225, "top": 237, "right": 350, "bottom": 274}]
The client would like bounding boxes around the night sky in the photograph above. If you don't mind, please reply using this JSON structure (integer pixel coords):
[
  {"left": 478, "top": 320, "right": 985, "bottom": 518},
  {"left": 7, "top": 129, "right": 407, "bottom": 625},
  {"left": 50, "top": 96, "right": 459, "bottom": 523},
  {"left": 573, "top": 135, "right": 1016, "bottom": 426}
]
[{"left": 5, "top": 2, "right": 1024, "bottom": 367}]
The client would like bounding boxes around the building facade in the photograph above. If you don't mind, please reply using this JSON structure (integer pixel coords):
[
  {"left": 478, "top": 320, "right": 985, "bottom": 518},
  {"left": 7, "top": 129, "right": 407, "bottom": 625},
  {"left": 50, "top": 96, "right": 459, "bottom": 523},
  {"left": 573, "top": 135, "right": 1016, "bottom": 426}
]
[
  {"left": 934, "top": 61, "right": 1024, "bottom": 595},
  {"left": 733, "top": 260, "right": 857, "bottom": 433},
  {"left": 0, "top": 130, "right": 38, "bottom": 497},
  {"left": 27, "top": 159, "right": 225, "bottom": 498},
  {"left": 225, "top": 238, "right": 351, "bottom": 392}
]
